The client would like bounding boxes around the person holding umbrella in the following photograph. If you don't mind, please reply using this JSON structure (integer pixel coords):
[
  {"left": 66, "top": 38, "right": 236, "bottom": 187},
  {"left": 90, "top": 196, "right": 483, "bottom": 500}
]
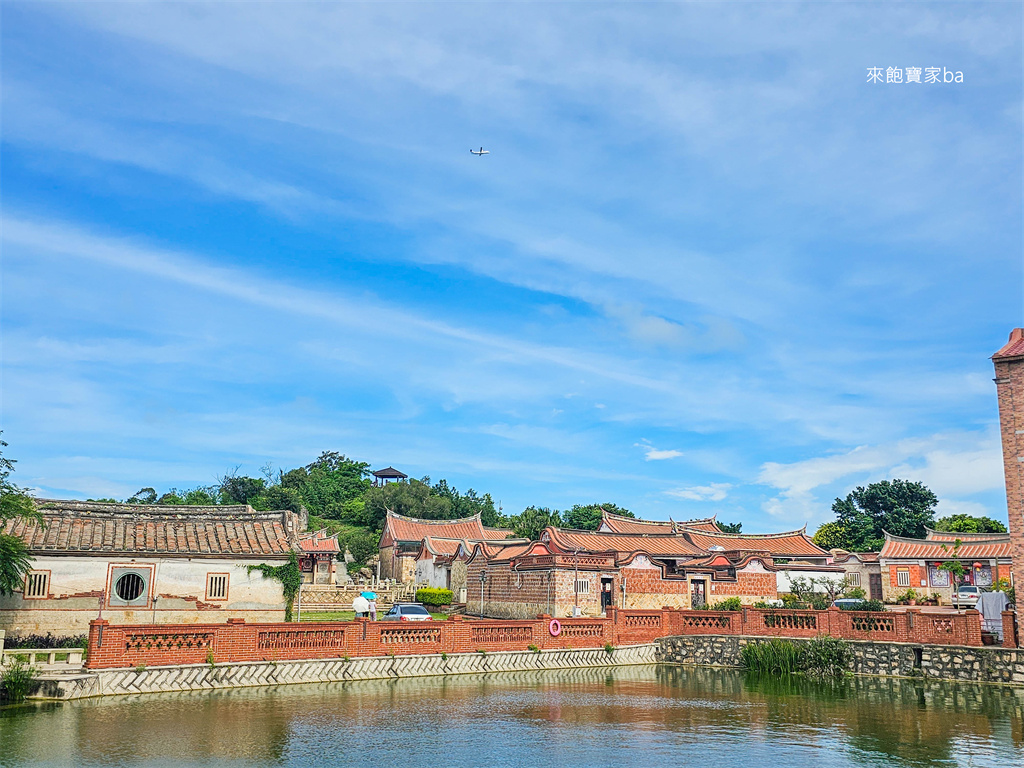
[
  {"left": 363, "top": 590, "right": 378, "bottom": 621},
  {"left": 352, "top": 593, "right": 369, "bottom": 618}
]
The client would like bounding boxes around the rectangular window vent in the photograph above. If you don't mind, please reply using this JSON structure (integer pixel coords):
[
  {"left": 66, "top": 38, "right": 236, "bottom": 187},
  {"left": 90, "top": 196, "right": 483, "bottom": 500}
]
[
  {"left": 897, "top": 569, "right": 910, "bottom": 587},
  {"left": 574, "top": 578, "right": 591, "bottom": 594},
  {"left": 207, "top": 573, "right": 229, "bottom": 601},
  {"left": 847, "top": 572, "right": 861, "bottom": 587},
  {"left": 25, "top": 571, "right": 49, "bottom": 598}
]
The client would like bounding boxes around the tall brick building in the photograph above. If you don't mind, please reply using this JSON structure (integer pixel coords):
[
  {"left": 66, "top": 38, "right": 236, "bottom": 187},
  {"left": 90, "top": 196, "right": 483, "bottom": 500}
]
[{"left": 993, "top": 329, "right": 1024, "bottom": 626}]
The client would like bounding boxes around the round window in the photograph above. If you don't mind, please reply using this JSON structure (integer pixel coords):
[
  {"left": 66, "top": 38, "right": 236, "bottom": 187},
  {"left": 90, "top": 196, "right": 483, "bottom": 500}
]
[{"left": 115, "top": 572, "right": 146, "bottom": 601}]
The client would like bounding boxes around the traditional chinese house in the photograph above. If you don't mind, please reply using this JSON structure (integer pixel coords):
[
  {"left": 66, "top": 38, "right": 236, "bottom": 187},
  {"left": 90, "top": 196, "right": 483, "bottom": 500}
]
[
  {"left": 0, "top": 499, "right": 303, "bottom": 637},
  {"left": 465, "top": 523, "right": 788, "bottom": 619},
  {"left": 878, "top": 528, "right": 1012, "bottom": 604},
  {"left": 378, "top": 510, "right": 517, "bottom": 582},
  {"left": 297, "top": 529, "right": 341, "bottom": 584}
]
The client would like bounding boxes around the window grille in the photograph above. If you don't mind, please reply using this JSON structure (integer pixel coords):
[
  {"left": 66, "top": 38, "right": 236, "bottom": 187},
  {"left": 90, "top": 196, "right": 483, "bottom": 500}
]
[
  {"left": 207, "top": 573, "right": 229, "bottom": 601},
  {"left": 847, "top": 572, "right": 861, "bottom": 587},
  {"left": 24, "top": 571, "right": 48, "bottom": 598},
  {"left": 896, "top": 569, "right": 910, "bottom": 587},
  {"left": 108, "top": 567, "right": 151, "bottom": 607},
  {"left": 574, "top": 578, "right": 591, "bottom": 594}
]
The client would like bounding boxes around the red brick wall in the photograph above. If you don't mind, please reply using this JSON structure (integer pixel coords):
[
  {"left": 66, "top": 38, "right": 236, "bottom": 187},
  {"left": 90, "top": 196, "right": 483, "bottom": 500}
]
[
  {"left": 85, "top": 606, "right": 987, "bottom": 669},
  {"left": 994, "top": 353, "right": 1024, "bottom": 629},
  {"left": 84, "top": 614, "right": 616, "bottom": 669}
]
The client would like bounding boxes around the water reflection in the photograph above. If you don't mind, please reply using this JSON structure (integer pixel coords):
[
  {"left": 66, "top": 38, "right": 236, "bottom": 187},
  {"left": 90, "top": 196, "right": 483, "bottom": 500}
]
[{"left": 0, "top": 666, "right": 1020, "bottom": 767}]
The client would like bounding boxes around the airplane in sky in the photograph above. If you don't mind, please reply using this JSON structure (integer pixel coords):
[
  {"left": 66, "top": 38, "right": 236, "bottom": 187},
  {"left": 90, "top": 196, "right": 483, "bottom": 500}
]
[{"left": 470, "top": 147, "right": 490, "bottom": 156}]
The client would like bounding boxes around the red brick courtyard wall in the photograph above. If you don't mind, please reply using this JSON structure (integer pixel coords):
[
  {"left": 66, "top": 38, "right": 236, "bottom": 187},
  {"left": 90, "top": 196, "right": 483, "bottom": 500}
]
[{"left": 85, "top": 606, "right": 987, "bottom": 670}]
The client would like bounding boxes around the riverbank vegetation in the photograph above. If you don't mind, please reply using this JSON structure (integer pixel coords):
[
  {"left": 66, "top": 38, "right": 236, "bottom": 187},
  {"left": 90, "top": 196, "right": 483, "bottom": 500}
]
[{"left": 741, "top": 636, "right": 852, "bottom": 678}]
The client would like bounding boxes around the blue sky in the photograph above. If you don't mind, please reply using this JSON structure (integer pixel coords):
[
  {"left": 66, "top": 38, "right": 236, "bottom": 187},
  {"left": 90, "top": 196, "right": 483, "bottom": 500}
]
[{"left": 1, "top": 2, "right": 1021, "bottom": 531}]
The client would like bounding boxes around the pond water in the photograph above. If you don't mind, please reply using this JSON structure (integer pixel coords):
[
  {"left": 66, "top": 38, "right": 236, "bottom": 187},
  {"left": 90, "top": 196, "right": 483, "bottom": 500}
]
[{"left": 1, "top": 666, "right": 1021, "bottom": 767}]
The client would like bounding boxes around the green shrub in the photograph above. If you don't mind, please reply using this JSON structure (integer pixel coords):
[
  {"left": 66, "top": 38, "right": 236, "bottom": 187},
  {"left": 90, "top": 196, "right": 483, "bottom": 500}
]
[
  {"left": 740, "top": 639, "right": 802, "bottom": 675},
  {"left": 710, "top": 597, "right": 742, "bottom": 611},
  {"left": 604, "top": 643, "right": 615, "bottom": 654},
  {"left": 0, "top": 658, "right": 38, "bottom": 703},
  {"left": 3, "top": 633, "right": 88, "bottom": 650},
  {"left": 801, "top": 635, "right": 852, "bottom": 678},
  {"left": 838, "top": 599, "right": 885, "bottom": 612},
  {"left": 415, "top": 588, "right": 454, "bottom": 606},
  {"left": 527, "top": 644, "right": 540, "bottom": 653},
  {"left": 844, "top": 586, "right": 866, "bottom": 600}
]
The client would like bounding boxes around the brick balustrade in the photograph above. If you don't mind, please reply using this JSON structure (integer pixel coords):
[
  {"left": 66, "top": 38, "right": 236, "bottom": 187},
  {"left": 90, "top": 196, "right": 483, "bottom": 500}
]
[{"left": 84, "top": 606, "right": 988, "bottom": 670}]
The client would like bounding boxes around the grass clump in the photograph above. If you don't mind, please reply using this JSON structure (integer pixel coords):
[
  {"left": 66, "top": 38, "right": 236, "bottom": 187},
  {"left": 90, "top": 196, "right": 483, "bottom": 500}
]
[
  {"left": 0, "top": 658, "right": 38, "bottom": 703},
  {"left": 801, "top": 636, "right": 852, "bottom": 678},
  {"left": 740, "top": 639, "right": 803, "bottom": 675},
  {"left": 741, "top": 636, "right": 852, "bottom": 679}
]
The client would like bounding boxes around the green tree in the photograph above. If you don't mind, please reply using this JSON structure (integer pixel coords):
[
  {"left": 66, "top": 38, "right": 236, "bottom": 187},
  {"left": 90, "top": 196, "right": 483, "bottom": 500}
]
[
  {"left": 283, "top": 452, "right": 371, "bottom": 519},
  {"left": 717, "top": 521, "right": 742, "bottom": 534},
  {"left": 933, "top": 514, "right": 1007, "bottom": 534},
  {"left": 831, "top": 479, "right": 937, "bottom": 551},
  {"left": 0, "top": 437, "right": 41, "bottom": 596},
  {"left": 338, "top": 528, "right": 378, "bottom": 567},
  {"left": 812, "top": 521, "right": 850, "bottom": 550},
  {"left": 127, "top": 487, "right": 158, "bottom": 504},
  {"left": 218, "top": 474, "right": 266, "bottom": 505},
  {"left": 562, "top": 503, "right": 632, "bottom": 531},
  {"left": 938, "top": 539, "right": 967, "bottom": 589},
  {"left": 362, "top": 477, "right": 452, "bottom": 529},
  {"left": 251, "top": 486, "right": 303, "bottom": 514},
  {"left": 431, "top": 479, "right": 503, "bottom": 525},
  {"left": 510, "top": 506, "right": 561, "bottom": 540}
]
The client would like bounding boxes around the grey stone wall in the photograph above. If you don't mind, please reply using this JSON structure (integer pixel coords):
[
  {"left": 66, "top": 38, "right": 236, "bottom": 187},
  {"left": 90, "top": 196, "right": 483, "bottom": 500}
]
[
  {"left": 33, "top": 643, "right": 658, "bottom": 700},
  {"left": 657, "top": 634, "right": 1024, "bottom": 686}
]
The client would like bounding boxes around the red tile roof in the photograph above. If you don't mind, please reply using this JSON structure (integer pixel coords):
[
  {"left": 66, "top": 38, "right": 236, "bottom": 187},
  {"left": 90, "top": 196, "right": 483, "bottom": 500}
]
[
  {"left": 880, "top": 533, "right": 1012, "bottom": 560},
  {"left": 4, "top": 499, "right": 295, "bottom": 558},
  {"left": 297, "top": 529, "right": 340, "bottom": 553},
  {"left": 381, "top": 510, "right": 515, "bottom": 546},
  {"left": 543, "top": 527, "right": 706, "bottom": 558},
  {"left": 681, "top": 529, "right": 828, "bottom": 559},
  {"left": 599, "top": 511, "right": 721, "bottom": 534},
  {"left": 992, "top": 328, "right": 1024, "bottom": 360}
]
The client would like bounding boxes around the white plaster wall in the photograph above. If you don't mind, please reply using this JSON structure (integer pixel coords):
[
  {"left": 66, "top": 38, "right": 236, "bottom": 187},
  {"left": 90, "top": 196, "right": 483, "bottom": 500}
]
[
  {"left": 0, "top": 555, "right": 287, "bottom": 637},
  {"left": 775, "top": 568, "right": 848, "bottom": 593}
]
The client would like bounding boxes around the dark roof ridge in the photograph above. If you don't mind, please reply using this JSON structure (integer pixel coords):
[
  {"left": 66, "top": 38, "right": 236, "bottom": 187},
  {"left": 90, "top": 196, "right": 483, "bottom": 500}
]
[
  {"left": 687, "top": 526, "right": 810, "bottom": 539},
  {"left": 34, "top": 498, "right": 288, "bottom": 519},
  {"left": 883, "top": 530, "right": 1010, "bottom": 545},
  {"left": 386, "top": 509, "right": 482, "bottom": 525},
  {"left": 924, "top": 526, "right": 1009, "bottom": 539}
]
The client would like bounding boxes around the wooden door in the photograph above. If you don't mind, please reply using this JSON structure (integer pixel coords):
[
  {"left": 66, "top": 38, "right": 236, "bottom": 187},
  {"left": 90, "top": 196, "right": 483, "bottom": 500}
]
[{"left": 869, "top": 573, "right": 883, "bottom": 601}]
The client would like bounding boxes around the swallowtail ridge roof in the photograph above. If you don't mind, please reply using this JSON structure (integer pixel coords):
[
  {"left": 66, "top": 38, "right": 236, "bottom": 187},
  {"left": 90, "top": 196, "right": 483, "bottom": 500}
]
[
  {"left": 924, "top": 527, "right": 1010, "bottom": 542},
  {"left": 599, "top": 510, "right": 722, "bottom": 535},
  {"left": 381, "top": 510, "right": 515, "bottom": 546},
  {"left": 297, "top": 529, "right": 341, "bottom": 553},
  {"left": 542, "top": 527, "right": 705, "bottom": 557},
  {"left": 681, "top": 528, "right": 828, "bottom": 559},
  {"left": 880, "top": 532, "right": 1012, "bottom": 560}
]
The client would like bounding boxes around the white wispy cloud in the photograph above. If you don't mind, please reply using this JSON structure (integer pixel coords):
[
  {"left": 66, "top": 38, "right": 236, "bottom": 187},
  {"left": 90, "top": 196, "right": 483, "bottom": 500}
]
[
  {"left": 635, "top": 440, "right": 683, "bottom": 461},
  {"left": 665, "top": 483, "right": 732, "bottom": 502}
]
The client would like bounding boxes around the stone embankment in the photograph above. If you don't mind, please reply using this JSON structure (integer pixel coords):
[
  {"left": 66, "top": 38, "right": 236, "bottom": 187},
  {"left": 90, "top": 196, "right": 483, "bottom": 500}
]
[
  {"left": 34, "top": 643, "right": 657, "bottom": 700},
  {"left": 657, "top": 635, "right": 1024, "bottom": 686}
]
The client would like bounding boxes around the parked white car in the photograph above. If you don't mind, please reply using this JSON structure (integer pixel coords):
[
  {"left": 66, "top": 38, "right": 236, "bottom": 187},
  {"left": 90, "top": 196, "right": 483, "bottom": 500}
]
[{"left": 953, "top": 585, "right": 981, "bottom": 609}]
